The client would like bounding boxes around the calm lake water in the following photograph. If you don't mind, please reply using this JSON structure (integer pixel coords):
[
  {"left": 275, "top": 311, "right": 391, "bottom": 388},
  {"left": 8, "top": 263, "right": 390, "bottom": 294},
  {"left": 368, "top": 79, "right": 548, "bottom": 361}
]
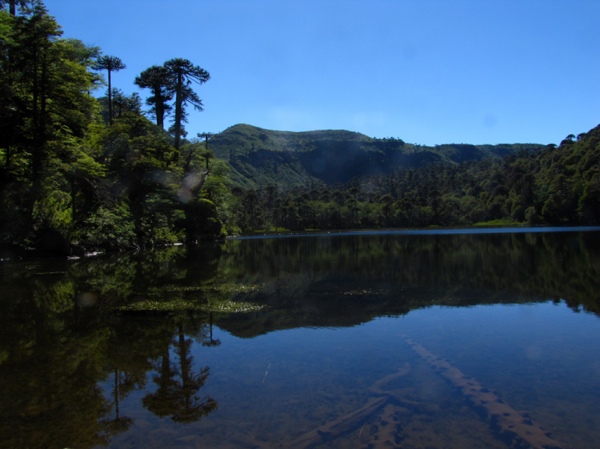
[{"left": 1, "top": 227, "right": 599, "bottom": 449}]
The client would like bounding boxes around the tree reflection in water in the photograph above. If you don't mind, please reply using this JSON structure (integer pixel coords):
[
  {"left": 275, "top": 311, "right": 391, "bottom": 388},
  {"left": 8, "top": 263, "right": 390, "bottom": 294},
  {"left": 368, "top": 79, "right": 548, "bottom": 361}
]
[
  {"left": 143, "top": 320, "right": 217, "bottom": 423},
  {"left": 202, "top": 311, "right": 222, "bottom": 348},
  {"left": 100, "top": 369, "right": 134, "bottom": 437},
  {"left": 0, "top": 247, "right": 223, "bottom": 449}
]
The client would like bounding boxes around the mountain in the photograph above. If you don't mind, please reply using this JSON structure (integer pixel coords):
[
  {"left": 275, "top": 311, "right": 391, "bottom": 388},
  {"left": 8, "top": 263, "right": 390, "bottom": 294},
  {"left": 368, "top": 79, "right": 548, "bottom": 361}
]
[{"left": 209, "top": 124, "right": 545, "bottom": 189}]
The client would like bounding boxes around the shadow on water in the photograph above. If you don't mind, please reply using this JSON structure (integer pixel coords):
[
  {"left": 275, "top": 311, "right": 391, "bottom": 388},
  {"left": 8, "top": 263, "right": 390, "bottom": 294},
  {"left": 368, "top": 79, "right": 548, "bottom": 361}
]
[{"left": 0, "top": 228, "right": 598, "bottom": 448}]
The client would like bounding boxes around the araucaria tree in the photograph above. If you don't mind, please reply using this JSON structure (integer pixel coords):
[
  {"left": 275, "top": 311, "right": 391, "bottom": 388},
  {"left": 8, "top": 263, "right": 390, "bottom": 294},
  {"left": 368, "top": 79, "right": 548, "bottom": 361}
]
[
  {"left": 164, "top": 58, "right": 210, "bottom": 158},
  {"left": 0, "top": 0, "right": 30, "bottom": 16},
  {"left": 134, "top": 65, "right": 173, "bottom": 129},
  {"left": 94, "top": 55, "right": 126, "bottom": 124}
]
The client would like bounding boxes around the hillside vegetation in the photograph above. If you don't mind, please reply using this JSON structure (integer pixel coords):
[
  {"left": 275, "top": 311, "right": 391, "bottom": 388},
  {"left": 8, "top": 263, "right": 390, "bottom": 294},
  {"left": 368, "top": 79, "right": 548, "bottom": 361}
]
[
  {"left": 230, "top": 125, "right": 600, "bottom": 231},
  {"left": 210, "top": 124, "right": 544, "bottom": 188}
]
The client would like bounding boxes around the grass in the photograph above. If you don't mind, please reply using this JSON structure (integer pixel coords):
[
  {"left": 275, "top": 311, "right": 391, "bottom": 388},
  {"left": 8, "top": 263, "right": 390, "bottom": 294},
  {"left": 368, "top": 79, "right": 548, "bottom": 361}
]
[{"left": 472, "top": 219, "right": 521, "bottom": 227}]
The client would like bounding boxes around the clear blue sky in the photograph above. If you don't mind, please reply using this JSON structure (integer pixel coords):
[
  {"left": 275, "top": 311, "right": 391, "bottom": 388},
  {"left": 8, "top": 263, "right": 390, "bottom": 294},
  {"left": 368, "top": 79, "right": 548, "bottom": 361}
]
[{"left": 44, "top": 0, "right": 599, "bottom": 145}]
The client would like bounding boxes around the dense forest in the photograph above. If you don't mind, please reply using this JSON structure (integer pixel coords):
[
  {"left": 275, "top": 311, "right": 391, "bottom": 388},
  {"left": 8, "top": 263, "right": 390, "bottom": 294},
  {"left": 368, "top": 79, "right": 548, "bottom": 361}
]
[
  {"left": 0, "top": 1, "right": 231, "bottom": 255},
  {"left": 208, "top": 123, "right": 545, "bottom": 188},
  {"left": 1, "top": 2, "right": 598, "bottom": 256},
  {"left": 230, "top": 126, "right": 600, "bottom": 232}
]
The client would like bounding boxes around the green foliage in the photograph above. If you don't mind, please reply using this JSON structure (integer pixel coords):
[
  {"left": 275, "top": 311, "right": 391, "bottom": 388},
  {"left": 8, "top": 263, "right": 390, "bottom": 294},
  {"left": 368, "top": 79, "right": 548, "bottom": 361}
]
[
  {"left": 473, "top": 218, "right": 520, "bottom": 227},
  {"left": 209, "top": 124, "right": 544, "bottom": 189},
  {"left": 135, "top": 65, "right": 173, "bottom": 129},
  {"left": 0, "top": 5, "right": 102, "bottom": 246},
  {"left": 180, "top": 198, "right": 223, "bottom": 243},
  {"left": 0, "top": 4, "right": 229, "bottom": 251},
  {"left": 93, "top": 55, "right": 126, "bottom": 124},
  {"left": 231, "top": 124, "right": 600, "bottom": 232},
  {"left": 163, "top": 58, "right": 210, "bottom": 155},
  {"left": 72, "top": 203, "right": 137, "bottom": 251}
]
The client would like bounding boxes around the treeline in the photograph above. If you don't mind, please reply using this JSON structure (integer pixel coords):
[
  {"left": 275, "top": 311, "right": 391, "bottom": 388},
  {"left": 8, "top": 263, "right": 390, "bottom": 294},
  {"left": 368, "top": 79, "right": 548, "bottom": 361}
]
[
  {"left": 0, "top": 2, "right": 233, "bottom": 254},
  {"left": 233, "top": 128, "right": 600, "bottom": 232}
]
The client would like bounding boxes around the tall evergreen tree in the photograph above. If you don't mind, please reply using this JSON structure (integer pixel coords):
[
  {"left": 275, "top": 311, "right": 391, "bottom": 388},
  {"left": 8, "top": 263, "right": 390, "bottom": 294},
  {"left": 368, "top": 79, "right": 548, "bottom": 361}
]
[
  {"left": 134, "top": 65, "right": 173, "bottom": 129},
  {"left": 164, "top": 58, "right": 209, "bottom": 157},
  {"left": 94, "top": 55, "right": 125, "bottom": 124},
  {"left": 0, "top": 0, "right": 32, "bottom": 16},
  {"left": 0, "top": 4, "right": 99, "bottom": 243}
]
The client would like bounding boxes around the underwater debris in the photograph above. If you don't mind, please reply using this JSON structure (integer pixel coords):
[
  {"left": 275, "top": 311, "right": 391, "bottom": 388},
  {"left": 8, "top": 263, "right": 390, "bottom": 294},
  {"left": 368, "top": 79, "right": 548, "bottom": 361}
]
[
  {"left": 288, "top": 363, "right": 415, "bottom": 448},
  {"left": 288, "top": 395, "right": 390, "bottom": 449},
  {"left": 403, "top": 336, "right": 565, "bottom": 449},
  {"left": 286, "top": 338, "right": 567, "bottom": 449}
]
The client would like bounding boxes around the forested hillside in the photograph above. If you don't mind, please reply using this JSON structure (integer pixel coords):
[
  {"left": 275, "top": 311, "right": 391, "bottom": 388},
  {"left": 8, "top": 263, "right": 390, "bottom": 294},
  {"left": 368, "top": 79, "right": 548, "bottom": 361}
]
[
  {"left": 0, "top": 2, "right": 598, "bottom": 256},
  {"left": 210, "top": 124, "right": 544, "bottom": 188},
  {"left": 231, "top": 127, "right": 600, "bottom": 231}
]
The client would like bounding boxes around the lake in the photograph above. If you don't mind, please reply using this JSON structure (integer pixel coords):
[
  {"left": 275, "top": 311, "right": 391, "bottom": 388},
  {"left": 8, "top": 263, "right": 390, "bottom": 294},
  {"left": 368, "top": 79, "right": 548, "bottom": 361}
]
[{"left": 1, "top": 227, "right": 599, "bottom": 449}]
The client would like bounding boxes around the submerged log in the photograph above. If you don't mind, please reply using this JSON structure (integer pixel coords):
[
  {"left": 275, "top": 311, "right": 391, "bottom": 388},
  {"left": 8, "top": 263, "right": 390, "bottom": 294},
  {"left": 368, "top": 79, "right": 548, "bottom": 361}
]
[
  {"left": 288, "top": 363, "right": 414, "bottom": 449},
  {"left": 287, "top": 396, "right": 390, "bottom": 449},
  {"left": 403, "top": 337, "right": 566, "bottom": 449}
]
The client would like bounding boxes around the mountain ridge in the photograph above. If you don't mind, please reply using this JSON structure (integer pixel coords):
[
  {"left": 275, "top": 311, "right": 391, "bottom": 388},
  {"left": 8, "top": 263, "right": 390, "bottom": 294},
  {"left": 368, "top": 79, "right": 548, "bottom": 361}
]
[{"left": 209, "top": 123, "right": 546, "bottom": 189}]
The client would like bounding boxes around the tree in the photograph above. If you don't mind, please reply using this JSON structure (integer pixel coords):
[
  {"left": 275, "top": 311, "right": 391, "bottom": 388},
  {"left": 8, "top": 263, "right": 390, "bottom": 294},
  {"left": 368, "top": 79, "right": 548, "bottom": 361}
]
[
  {"left": 94, "top": 55, "right": 126, "bottom": 124},
  {"left": 14, "top": 5, "right": 62, "bottom": 206},
  {"left": 0, "top": 5, "right": 99, "bottom": 242},
  {"left": 198, "top": 132, "right": 214, "bottom": 170},
  {"left": 95, "top": 112, "right": 178, "bottom": 248},
  {"left": 135, "top": 65, "right": 173, "bottom": 129},
  {"left": 0, "top": 0, "right": 31, "bottom": 16},
  {"left": 578, "top": 173, "right": 600, "bottom": 224},
  {"left": 106, "top": 88, "right": 142, "bottom": 120},
  {"left": 164, "top": 58, "right": 209, "bottom": 157},
  {"left": 2, "top": 3, "right": 225, "bottom": 249}
]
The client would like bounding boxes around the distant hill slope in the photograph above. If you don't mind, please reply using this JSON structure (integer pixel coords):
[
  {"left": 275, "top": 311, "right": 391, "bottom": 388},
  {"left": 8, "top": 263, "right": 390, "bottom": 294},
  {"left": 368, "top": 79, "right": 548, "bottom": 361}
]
[{"left": 209, "top": 124, "right": 545, "bottom": 188}]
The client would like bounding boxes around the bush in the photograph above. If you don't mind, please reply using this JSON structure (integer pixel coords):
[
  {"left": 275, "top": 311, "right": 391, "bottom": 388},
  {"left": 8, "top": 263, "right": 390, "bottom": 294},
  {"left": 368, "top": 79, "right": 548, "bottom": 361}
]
[{"left": 73, "top": 203, "right": 137, "bottom": 251}]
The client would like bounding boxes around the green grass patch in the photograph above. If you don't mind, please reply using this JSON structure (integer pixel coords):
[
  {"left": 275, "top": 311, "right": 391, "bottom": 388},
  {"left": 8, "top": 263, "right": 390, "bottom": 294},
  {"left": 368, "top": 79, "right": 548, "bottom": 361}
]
[{"left": 472, "top": 219, "right": 521, "bottom": 227}]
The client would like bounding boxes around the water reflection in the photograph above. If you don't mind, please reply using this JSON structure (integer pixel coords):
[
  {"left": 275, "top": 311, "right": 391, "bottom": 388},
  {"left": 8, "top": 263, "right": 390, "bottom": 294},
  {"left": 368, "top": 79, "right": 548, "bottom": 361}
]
[
  {"left": 143, "top": 321, "right": 217, "bottom": 423},
  {"left": 217, "top": 230, "right": 600, "bottom": 335},
  {"left": 0, "top": 272, "right": 220, "bottom": 449},
  {"left": 0, "top": 229, "right": 598, "bottom": 448}
]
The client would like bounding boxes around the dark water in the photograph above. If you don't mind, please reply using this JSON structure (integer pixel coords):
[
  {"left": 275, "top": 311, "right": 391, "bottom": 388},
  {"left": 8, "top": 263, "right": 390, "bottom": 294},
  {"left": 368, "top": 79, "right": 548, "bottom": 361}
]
[{"left": 1, "top": 228, "right": 599, "bottom": 449}]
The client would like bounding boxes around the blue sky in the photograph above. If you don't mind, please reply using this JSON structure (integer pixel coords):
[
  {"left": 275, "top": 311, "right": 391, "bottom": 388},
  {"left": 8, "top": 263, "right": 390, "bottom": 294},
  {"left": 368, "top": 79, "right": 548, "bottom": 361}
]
[{"left": 44, "top": 0, "right": 599, "bottom": 145}]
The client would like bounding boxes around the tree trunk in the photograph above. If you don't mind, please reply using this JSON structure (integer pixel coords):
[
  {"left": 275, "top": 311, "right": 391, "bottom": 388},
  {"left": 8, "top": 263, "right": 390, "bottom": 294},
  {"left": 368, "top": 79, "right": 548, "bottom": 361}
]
[
  {"left": 107, "top": 69, "right": 113, "bottom": 124},
  {"left": 156, "top": 99, "right": 164, "bottom": 129},
  {"left": 173, "top": 71, "right": 183, "bottom": 158}
]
